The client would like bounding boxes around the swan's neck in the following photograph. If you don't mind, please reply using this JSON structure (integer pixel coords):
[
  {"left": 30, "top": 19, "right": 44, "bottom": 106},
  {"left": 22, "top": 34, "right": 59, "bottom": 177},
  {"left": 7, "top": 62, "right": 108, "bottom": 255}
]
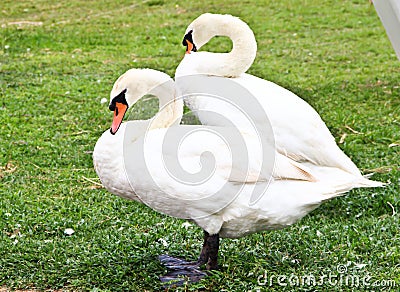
[
  {"left": 221, "top": 22, "right": 257, "bottom": 76},
  {"left": 148, "top": 83, "right": 183, "bottom": 129}
]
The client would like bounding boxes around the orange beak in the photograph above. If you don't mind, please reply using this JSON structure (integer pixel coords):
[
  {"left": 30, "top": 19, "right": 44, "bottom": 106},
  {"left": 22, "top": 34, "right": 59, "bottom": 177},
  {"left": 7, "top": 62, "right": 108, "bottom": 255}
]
[
  {"left": 185, "top": 39, "right": 195, "bottom": 54},
  {"left": 110, "top": 102, "right": 128, "bottom": 135}
]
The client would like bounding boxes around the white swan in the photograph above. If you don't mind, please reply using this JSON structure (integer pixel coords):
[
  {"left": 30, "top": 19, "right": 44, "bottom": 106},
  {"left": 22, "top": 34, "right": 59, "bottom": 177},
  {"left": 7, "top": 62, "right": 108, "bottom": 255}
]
[
  {"left": 175, "top": 13, "right": 367, "bottom": 177},
  {"left": 93, "top": 68, "right": 382, "bottom": 284}
]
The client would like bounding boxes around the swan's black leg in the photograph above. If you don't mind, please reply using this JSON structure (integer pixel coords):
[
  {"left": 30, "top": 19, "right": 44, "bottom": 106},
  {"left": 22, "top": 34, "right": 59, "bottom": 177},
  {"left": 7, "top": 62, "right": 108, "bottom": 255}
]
[
  {"left": 205, "top": 232, "right": 219, "bottom": 270},
  {"left": 197, "top": 230, "right": 212, "bottom": 266},
  {"left": 159, "top": 231, "right": 220, "bottom": 286}
]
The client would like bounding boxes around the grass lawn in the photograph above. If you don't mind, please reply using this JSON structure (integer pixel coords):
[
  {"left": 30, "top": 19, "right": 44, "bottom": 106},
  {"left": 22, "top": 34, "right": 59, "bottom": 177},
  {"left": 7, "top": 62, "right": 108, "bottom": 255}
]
[{"left": 1, "top": 0, "right": 399, "bottom": 291}]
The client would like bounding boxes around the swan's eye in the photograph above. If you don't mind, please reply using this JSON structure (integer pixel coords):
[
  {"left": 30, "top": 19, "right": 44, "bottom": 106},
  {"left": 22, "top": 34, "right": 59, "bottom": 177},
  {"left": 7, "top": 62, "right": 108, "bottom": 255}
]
[{"left": 109, "top": 88, "right": 128, "bottom": 111}]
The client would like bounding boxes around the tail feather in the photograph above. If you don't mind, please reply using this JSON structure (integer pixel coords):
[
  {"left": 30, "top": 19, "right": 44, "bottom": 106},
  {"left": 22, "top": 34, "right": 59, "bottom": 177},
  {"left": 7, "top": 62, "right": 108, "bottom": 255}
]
[{"left": 327, "top": 177, "right": 385, "bottom": 195}]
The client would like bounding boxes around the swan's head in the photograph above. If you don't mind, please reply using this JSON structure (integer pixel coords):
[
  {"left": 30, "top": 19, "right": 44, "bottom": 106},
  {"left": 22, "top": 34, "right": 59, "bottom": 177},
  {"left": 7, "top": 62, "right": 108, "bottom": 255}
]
[
  {"left": 108, "top": 68, "right": 173, "bottom": 134},
  {"left": 182, "top": 13, "right": 254, "bottom": 54}
]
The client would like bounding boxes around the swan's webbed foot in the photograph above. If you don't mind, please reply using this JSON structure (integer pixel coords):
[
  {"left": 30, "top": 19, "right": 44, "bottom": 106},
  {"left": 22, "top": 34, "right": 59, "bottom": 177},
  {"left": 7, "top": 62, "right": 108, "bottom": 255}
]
[
  {"left": 158, "top": 254, "right": 204, "bottom": 270},
  {"left": 158, "top": 231, "right": 219, "bottom": 286},
  {"left": 158, "top": 255, "right": 207, "bottom": 287}
]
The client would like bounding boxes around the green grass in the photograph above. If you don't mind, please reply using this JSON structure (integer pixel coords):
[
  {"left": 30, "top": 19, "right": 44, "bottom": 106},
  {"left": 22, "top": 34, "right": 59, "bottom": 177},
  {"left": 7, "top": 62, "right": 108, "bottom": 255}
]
[{"left": 1, "top": 0, "right": 399, "bottom": 291}]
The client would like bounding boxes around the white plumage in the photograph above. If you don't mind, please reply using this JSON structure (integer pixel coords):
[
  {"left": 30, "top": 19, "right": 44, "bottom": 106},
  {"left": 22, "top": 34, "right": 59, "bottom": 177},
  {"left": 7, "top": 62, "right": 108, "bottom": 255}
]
[
  {"left": 175, "top": 13, "right": 365, "bottom": 176},
  {"left": 94, "top": 69, "right": 383, "bottom": 239}
]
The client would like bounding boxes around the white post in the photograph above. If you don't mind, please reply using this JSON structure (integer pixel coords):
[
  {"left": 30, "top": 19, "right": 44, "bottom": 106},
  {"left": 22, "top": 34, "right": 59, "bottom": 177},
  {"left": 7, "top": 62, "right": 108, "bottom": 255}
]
[{"left": 373, "top": 0, "right": 400, "bottom": 60}]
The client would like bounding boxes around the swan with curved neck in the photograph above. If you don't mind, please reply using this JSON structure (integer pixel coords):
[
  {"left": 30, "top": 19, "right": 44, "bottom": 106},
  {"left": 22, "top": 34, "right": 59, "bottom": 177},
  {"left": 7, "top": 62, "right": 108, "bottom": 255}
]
[
  {"left": 94, "top": 68, "right": 383, "bottom": 285},
  {"left": 175, "top": 13, "right": 370, "bottom": 177},
  {"left": 176, "top": 13, "right": 257, "bottom": 77},
  {"left": 94, "top": 69, "right": 183, "bottom": 199}
]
